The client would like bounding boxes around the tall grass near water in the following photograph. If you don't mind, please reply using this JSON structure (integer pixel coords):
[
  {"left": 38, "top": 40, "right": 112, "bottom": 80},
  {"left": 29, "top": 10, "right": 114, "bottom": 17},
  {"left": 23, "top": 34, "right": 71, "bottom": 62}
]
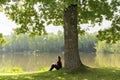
[{"left": 96, "top": 53, "right": 120, "bottom": 67}]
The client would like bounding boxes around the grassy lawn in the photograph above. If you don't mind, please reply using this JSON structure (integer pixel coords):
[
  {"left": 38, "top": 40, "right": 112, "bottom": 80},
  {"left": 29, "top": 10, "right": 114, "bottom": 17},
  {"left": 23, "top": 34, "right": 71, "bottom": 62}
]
[{"left": 0, "top": 68, "right": 120, "bottom": 80}]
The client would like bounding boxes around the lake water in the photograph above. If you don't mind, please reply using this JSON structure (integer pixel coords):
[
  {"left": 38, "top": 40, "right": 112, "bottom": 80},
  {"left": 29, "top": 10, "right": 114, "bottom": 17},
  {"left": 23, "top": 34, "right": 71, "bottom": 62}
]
[{"left": 0, "top": 53, "right": 97, "bottom": 71}]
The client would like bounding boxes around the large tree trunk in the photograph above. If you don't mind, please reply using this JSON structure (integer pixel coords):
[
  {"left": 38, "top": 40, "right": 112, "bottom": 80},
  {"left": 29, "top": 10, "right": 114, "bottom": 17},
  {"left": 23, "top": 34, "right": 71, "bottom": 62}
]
[{"left": 64, "top": 4, "right": 83, "bottom": 70}]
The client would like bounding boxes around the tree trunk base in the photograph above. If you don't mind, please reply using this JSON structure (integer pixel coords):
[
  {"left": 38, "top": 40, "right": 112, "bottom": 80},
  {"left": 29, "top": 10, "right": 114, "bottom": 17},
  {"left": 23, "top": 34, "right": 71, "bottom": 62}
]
[{"left": 62, "top": 64, "right": 91, "bottom": 73}]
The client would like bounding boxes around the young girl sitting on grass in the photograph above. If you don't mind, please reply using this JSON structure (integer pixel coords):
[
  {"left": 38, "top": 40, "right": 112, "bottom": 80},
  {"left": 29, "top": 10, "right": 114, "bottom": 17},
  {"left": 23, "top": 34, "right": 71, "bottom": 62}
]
[{"left": 49, "top": 56, "right": 62, "bottom": 71}]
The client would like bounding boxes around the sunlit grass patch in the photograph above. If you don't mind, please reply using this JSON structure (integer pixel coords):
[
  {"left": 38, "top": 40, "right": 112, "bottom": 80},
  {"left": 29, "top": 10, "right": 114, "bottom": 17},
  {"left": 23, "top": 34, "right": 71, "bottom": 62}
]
[
  {"left": 38, "top": 66, "right": 49, "bottom": 72},
  {"left": 0, "top": 67, "right": 24, "bottom": 73}
]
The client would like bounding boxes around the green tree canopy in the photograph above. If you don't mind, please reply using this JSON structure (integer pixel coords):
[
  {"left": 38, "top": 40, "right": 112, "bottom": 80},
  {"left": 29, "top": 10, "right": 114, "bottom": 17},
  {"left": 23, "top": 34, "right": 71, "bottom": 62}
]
[
  {"left": 2, "top": 0, "right": 119, "bottom": 43},
  {"left": 97, "top": 14, "right": 120, "bottom": 43}
]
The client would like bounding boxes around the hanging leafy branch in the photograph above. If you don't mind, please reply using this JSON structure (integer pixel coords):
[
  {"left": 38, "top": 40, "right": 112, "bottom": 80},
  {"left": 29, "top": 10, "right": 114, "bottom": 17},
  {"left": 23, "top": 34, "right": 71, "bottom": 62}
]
[{"left": 97, "top": 13, "right": 120, "bottom": 43}]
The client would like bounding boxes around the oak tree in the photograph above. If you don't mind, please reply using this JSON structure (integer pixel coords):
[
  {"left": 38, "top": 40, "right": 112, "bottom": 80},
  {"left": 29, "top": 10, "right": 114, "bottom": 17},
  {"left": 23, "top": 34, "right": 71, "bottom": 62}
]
[{"left": 1, "top": 0, "right": 120, "bottom": 70}]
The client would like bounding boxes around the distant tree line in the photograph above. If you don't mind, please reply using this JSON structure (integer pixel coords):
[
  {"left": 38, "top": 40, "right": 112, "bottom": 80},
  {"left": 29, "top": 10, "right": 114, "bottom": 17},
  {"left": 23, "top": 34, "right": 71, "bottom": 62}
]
[
  {"left": 1, "top": 32, "right": 119, "bottom": 54},
  {"left": 0, "top": 32, "right": 98, "bottom": 54}
]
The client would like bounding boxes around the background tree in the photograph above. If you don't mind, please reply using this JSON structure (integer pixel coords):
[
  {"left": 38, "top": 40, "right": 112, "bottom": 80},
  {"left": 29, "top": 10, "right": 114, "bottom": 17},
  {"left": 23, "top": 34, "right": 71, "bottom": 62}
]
[
  {"left": 2, "top": 0, "right": 120, "bottom": 70},
  {"left": 78, "top": 34, "right": 97, "bottom": 53},
  {"left": 0, "top": 33, "right": 6, "bottom": 47}
]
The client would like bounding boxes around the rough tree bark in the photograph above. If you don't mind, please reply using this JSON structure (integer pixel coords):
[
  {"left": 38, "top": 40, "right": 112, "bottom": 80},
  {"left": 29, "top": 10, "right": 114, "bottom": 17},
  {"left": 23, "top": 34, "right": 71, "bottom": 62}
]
[{"left": 64, "top": 4, "right": 83, "bottom": 70}]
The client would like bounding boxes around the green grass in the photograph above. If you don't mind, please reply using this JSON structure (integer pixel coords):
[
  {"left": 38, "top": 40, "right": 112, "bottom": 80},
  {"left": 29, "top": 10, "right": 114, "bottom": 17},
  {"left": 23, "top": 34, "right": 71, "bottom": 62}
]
[
  {"left": 0, "top": 67, "right": 24, "bottom": 73},
  {"left": 0, "top": 68, "right": 120, "bottom": 80}
]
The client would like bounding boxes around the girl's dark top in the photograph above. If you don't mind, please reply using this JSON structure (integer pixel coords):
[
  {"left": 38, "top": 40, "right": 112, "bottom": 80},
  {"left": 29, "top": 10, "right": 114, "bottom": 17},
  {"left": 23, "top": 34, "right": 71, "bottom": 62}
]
[{"left": 57, "top": 60, "right": 62, "bottom": 69}]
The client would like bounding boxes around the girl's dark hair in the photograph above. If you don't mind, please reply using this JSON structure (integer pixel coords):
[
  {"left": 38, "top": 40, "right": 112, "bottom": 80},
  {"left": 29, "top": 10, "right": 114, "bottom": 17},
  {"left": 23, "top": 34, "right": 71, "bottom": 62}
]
[{"left": 58, "top": 56, "right": 61, "bottom": 60}]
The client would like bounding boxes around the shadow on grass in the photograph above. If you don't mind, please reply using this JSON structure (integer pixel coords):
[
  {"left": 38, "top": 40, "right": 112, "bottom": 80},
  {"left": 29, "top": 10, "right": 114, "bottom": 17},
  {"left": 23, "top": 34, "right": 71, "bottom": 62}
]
[{"left": 0, "top": 68, "right": 120, "bottom": 80}]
